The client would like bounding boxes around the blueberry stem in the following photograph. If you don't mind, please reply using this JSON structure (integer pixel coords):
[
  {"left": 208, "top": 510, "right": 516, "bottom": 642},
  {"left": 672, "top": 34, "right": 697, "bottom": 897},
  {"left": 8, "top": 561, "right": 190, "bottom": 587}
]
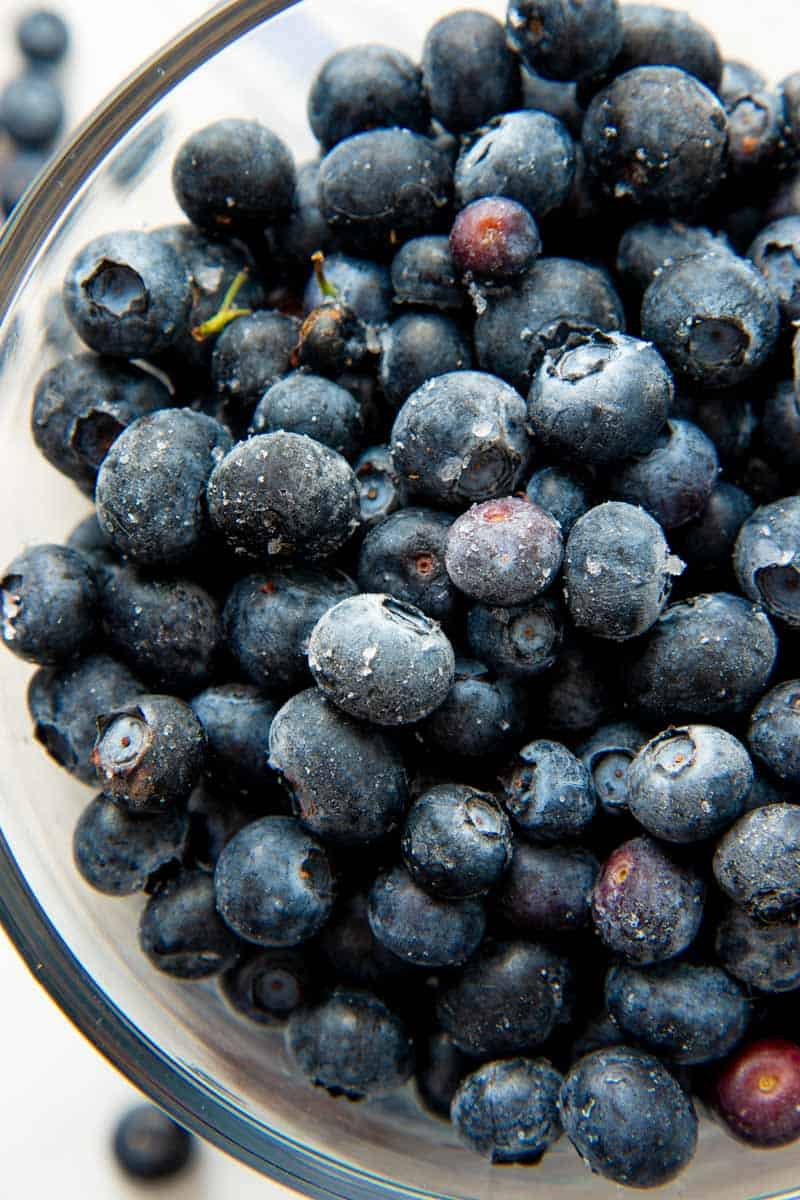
[
  {"left": 312, "top": 251, "right": 339, "bottom": 300},
  {"left": 191, "top": 270, "right": 251, "bottom": 342}
]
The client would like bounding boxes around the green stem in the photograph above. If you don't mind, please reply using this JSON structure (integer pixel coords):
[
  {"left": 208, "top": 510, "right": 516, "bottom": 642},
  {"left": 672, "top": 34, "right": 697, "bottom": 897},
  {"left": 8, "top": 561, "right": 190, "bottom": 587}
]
[
  {"left": 191, "top": 270, "right": 252, "bottom": 342},
  {"left": 312, "top": 251, "right": 338, "bottom": 301}
]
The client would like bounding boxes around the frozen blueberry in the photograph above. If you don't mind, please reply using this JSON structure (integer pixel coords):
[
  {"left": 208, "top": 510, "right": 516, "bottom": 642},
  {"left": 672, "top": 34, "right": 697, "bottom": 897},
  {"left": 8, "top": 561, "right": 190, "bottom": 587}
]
[
  {"left": 30, "top": 353, "right": 172, "bottom": 495},
  {"left": 591, "top": 836, "right": 705, "bottom": 964},
  {"left": 402, "top": 783, "right": 512, "bottom": 899},
  {"left": 308, "top": 44, "right": 428, "bottom": 150},
  {"left": 112, "top": 1106, "right": 194, "bottom": 1182},
  {"left": 65, "top": 514, "right": 115, "bottom": 571},
  {"left": 215, "top": 816, "right": 334, "bottom": 947},
  {"left": 269, "top": 688, "right": 407, "bottom": 845},
  {"left": 415, "top": 1030, "right": 472, "bottom": 1118},
  {"left": 506, "top": 0, "right": 623, "bottom": 82},
  {"left": 437, "top": 940, "right": 573, "bottom": 1057},
  {"left": 466, "top": 595, "right": 564, "bottom": 679},
  {"left": 73, "top": 793, "right": 188, "bottom": 896},
  {"left": 607, "top": 419, "right": 718, "bottom": 530},
  {"left": 474, "top": 258, "right": 625, "bottom": 395},
  {"left": 693, "top": 390, "right": 758, "bottom": 468},
  {"left": 221, "top": 948, "right": 318, "bottom": 1026},
  {"left": 418, "top": 658, "right": 527, "bottom": 758},
  {"left": 190, "top": 684, "right": 278, "bottom": 799},
  {"left": 211, "top": 311, "right": 300, "bottom": 433},
  {"left": 28, "top": 651, "right": 143, "bottom": 785},
  {"left": 185, "top": 783, "right": 259, "bottom": 873},
  {"left": 250, "top": 372, "right": 364, "bottom": 461},
  {"left": 451, "top": 1057, "right": 563, "bottom": 1163},
  {"left": 445, "top": 497, "right": 563, "bottom": 606},
  {"left": 17, "top": 9, "right": 70, "bottom": 64},
  {"left": 498, "top": 843, "right": 598, "bottom": 935},
  {"left": 749, "top": 217, "right": 800, "bottom": 326},
  {"left": 734, "top": 498, "right": 800, "bottom": 629},
  {"left": 93, "top": 694, "right": 206, "bottom": 813},
  {"left": 139, "top": 868, "right": 240, "bottom": 979},
  {"left": 762, "top": 382, "right": 800, "bottom": 472},
  {"left": 378, "top": 313, "right": 472, "bottom": 408},
  {"left": 367, "top": 864, "right": 486, "bottom": 968},
  {"left": 726, "top": 87, "right": 790, "bottom": 179},
  {"left": 525, "top": 465, "right": 593, "bottom": 536},
  {"left": 500, "top": 739, "right": 595, "bottom": 844},
  {"left": 673, "top": 482, "right": 755, "bottom": 578},
  {"left": 0, "top": 73, "right": 63, "bottom": 150},
  {"left": 286, "top": 988, "right": 413, "bottom": 1099},
  {"left": 578, "top": 722, "right": 646, "bottom": 817},
  {"left": 616, "top": 219, "right": 731, "bottom": 293},
  {"left": 357, "top": 508, "right": 456, "bottom": 624},
  {"left": 715, "top": 1038, "right": 800, "bottom": 1147},
  {"left": 582, "top": 68, "right": 727, "bottom": 216},
  {"left": 569, "top": 1011, "right": 624, "bottom": 1061},
  {"left": 208, "top": 432, "right": 360, "bottom": 562},
  {"left": 716, "top": 905, "right": 800, "bottom": 993},
  {"left": 539, "top": 639, "right": 613, "bottom": 735},
  {"left": 308, "top": 593, "right": 454, "bottom": 725},
  {"left": 390, "top": 372, "right": 531, "bottom": 507},
  {"left": 641, "top": 253, "right": 780, "bottom": 389},
  {"left": 96, "top": 410, "right": 232, "bottom": 568},
  {"left": 559, "top": 1047, "right": 698, "bottom": 1188},
  {"left": 714, "top": 805, "right": 800, "bottom": 922},
  {"left": 0, "top": 544, "right": 97, "bottom": 665},
  {"left": 610, "top": 4, "right": 722, "bottom": 90},
  {"left": 422, "top": 11, "right": 519, "bottom": 134},
  {"left": 390, "top": 236, "right": 464, "bottom": 311},
  {"left": 63, "top": 231, "right": 192, "bottom": 359},
  {"left": 303, "top": 252, "right": 393, "bottom": 325},
  {"left": 354, "top": 445, "right": 405, "bottom": 528},
  {"left": 749, "top": 681, "right": 800, "bottom": 785},
  {"left": 520, "top": 68, "right": 584, "bottom": 136}
]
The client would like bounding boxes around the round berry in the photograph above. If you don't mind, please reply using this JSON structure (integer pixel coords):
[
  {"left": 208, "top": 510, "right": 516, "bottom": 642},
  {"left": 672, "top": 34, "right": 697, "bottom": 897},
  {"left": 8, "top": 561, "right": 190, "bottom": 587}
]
[
  {"left": 444, "top": 498, "right": 563, "bottom": 606},
  {"left": 715, "top": 1039, "right": 800, "bottom": 1147},
  {"left": 450, "top": 197, "right": 541, "bottom": 284}
]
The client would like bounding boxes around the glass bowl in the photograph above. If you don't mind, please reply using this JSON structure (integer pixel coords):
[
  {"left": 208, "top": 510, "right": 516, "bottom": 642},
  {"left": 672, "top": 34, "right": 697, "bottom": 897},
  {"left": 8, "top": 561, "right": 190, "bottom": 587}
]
[{"left": 0, "top": 3, "right": 798, "bottom": 1198}]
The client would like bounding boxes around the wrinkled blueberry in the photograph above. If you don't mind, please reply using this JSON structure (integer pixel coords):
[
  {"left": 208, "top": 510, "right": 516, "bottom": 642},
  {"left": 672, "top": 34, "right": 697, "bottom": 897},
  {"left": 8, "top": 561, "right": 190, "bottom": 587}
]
[
  {"left": 451, "top": 1057, "right": 563, "bottom": 1163},
  {"left": 500, "top": 738, "right": 595, "bottom": 843},
  {"left": 401, "top": 783, "right": 512, "bottom": 898},
  {"left": 444, "top": 497, "right": 562, "bottom": 606},
  {"left": 73, "top": 793, "right": 188, "bottom": 896}
]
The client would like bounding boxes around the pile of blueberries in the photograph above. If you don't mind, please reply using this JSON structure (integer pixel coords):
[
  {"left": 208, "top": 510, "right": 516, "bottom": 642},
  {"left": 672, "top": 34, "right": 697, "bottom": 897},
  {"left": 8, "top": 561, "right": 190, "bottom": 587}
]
[
  {"left": 5, "top": 0, "right": 800, "bottom": 1189},
  {"left": 0, "top": 8, "right": 69, "bottom": 220}
]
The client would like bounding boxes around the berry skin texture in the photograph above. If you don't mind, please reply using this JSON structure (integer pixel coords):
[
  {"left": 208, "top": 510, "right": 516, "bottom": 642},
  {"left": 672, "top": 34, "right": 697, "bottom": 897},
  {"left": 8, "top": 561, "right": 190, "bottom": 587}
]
[
  {"left": 591, "top": 836, "right": 705, "bottom": 964},
  {"left": 559, "top": 1047, "right": 698, "bottom": 1188},
  {"left": 454, "top": 112, "right": 575, "bottom": 221},
  {"left": 303, "top": 252, "right": 393, "bottom": 325},
  {"left": 422, "top": 11, "right": 519, "bottom": 135},
  {"left": 525, "top": 465, "right": 593, "bottom": 536},
  {"left": 189, "top": 684, "right": 278, "bottom": 800},
  {"left": 307, "top": 593, "right": 455, "bottom": 726},
  {"left": 734, "top": 498, "right": 800, "bottom": 629},
  {"left": 221, "top": 949, "right": 318, "bottom": 1027},
  {"left": 268, "top": 688, "right": 407, "bottom": 846},
  {"left": 466, "top": 595, "right": 564, "bottom": 678},
  {"left": 582, "top": 67, "right": 727, "bottom": 216},
  {"left": 506, "top": 0, "right": 623, "bottom": 82},
  {"left": 211, "top": 311, "right": 300, "bottom": 433},
  {"left": 63, "top": 230, "right": 192, "bottom": 359},
  {"left": 500, "top": 739, "right": 595, "bottom": 844},
  {"left": 354, "top": 445, "right": 405, "bottom": 529},
  {"left": 214, "top": 816, "right": 335, "bottom": 947},
  {"left": 367, "top": 864, "right": 486, "bottom": 968},
  {"left": 390, "top": 236, "right": 463, "bottom": 311},
  {"left": 563, "top": 502, "right": 680, "bottom": 641},
  {"left": 93, "top": 694, "right": 206, "bottom": 813},
  {"left": 390, "top": 371, "right": 531, "bottom": 508},
  {"left": 308, "top": 45, "right": 429, "bottom": 150},
  {"left": 748, "top": 681, "right": 800, "bottom": 784},
  {"left": 357, "top": 507, "right": 456, "bottom": 624},
  {"left": 416, "top": 1030, "right": 472, "bottom": 1118},
  {"left": 673, "top": 481, "right": 755, "bottom": 578},
  {"left": 715, "top": 1039, "right": 800, "bottom": 1148},
  {"left": 73, "top": 793, "right": 188, "bottom": 897},
  {"left": 0, "top": 544, "right": 97, "bottom": 665},
  {"left": 641, "top": 253, "right": 780, "bottom": 389},
  {"left": 444, "top": 497, "right": 563, "bottom": 606},
  {"left": 527, "top": 331, "right": 672, "bottom": 465},
  {"left": 317, "top": 891, "right": 413, "bottom": 994},
  {"left": 616, "top": 219, "right": 731, "bottom": 293},
  {"left": 112, "top": 1105, "right": 194, "bottom": 1182},
  {"left": 749, "top": 217, "right": 800, "bottom": 325},
  {"left": 172, "top": 119, "right": 296, "bottom": 231},
  {"left": 401, "top": 783, "right": 512, "bottom": 899},
  {"left": 605, "top": 962, "right": 751, "bottom": 1066},
  {"left": 139, "top": 869, "right": 241, "bottom": 979},
  {"left": 207, "top": 432, "right": 360, "bottom": 563},
  {"left": 612, "top": 5, "right": 723, "bottom": 91},
  {"left": 497, "top": 843, "right": 599, "bottom": 935},
  {"left": 762, "top": 382, "right": 800, "bottom": 472},
  {"left": 286, "top": 988, "right": 413, "bottom": 1100},
  {"left": 716, "top": 905, "right": 800, "bottom": 993},
  {"left": 578, "top": 721, "right": 646, "bottom": 817},
  {"left": 250, "top": 372, "right": 364, "bottom": 461},
  {"left": 451, "top": 1058, "right": 563, "bottom": 1164},
  {"left": 714, "top": 805, "right": 800, "bottom": 922},
  {"left": 378, "top": 313, "right": 473, "bottom": 409},
  {"left": 418, "top": 658, "right": 526, "bottom": 758},
  {"left": 627, "top": 724, "right": 753, "bottom": 844},
  {"left": 607, "top": 419, "right": 718, "bottom": 530}
]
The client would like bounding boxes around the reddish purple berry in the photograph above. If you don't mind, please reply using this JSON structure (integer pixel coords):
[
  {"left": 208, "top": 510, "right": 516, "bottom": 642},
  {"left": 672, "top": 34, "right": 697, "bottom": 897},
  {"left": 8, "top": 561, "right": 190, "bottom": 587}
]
[
  {"left": 449, "top": 197, "right": 541, "bottom": 285},
  {"left": 715, "top": 1038, "right": 800, "bottom": 1148},
  {"left": 444, "top": 497, "right": 563, "bottom": 606}
]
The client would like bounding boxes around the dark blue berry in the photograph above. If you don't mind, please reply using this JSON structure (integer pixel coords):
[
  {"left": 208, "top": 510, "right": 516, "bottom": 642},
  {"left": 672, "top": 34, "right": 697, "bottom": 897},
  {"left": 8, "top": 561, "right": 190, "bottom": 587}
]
[
  {"left": 520, "top": 68, "right": 584, "bottom": 136},
  {"left": 577, "top": 721, "right": 646, "bottom": 817},
  {"left": 725, "top": 87, "right": 790, "bottom": 179},
  {"left": 716, "top": 905, "right": 800, "bottom": 993},
  {"left": 422, "top": 11, "right": 519, "bottom": 134},
  {"left": 445, "top": 496, "right": 563, "bottom": 606},
  {"left": 185, "top": 785, "right": 257, "bottom": 871},
  {"left": 0, "top": 544, "right": 97, "bottom": 665},
  {"left": 525, "top": 465, "right": 593, "bottom": 536},
  {"left": 357, "top": 507, "right": 456, "bottom": 623},
  {"left": 415, "top": 1030, "right": 472, "bottom": 1118},
  {"left": 354, "top": 445, "right": 405, "bottom": 528},
  {"left": 500, "top": 739, "right": 595, "bottom": 843},
  {"left": 221, "top": 948, "right": 318, "bottom": 1026},
  {"left": 368, "top": 863, "right": 486, "bottom": 967},
  {"left": 113, "top": 1106, "right": 193, "bottom": 1181},
  {"left": 762, "top": 381, "right": 800, "bottom": 471},
  {"left": 17, "top": 9, "right": 70, "bottom": 64},
  {"left": 539, "top": 639, "right": 613, "bottom": 734},
  {"left": 73, "top": 793, "right": 188, "bottom": 896},
  {"left": 317, "top": 891, "right": 413, "bottom": 993},
  {"left": 608, "top": 418, "right": 718, "bottom": 529},
  {"left": 507, "top": 0, "right": 623, "bottom": 82},
  {"left": 308, "top": 45, "right": 428, "bottom": 150},
  {"left": 451, "top": 1057, "right": 563, "bottom": 1163},
  {"left": 749, "top": 681, "right": 800, "bottom": 784},
  {"left": 466, "top": 595, "right": 564, "bottom": 678},
  {"left": 210, "top": 310, "right": 300, "bottom": 433},
  {"left": 455, "top": 111, "right": 575, "bottom": 220},
  {"left": 418, "top": 659, "right": 527, "bottom": 758},
  {"left": 251, "top": 371, "right": 364, "bottom": 460},
  {"left": 612, "top": 4, "right": 722, "bottom": 90},
  {"left": 616, "top": 219, "right": 731, "bottom": 292},
  {"left": 378, "top": 313, "right": 472, "bottom": 408},
  {"left": 498, "top": 843, "right": 598, "bottom": 935},
  {"left": 190, "top": 684, "right": 278, "bottom": 800},
  {"left": 734, "top": 498, "right": 800, "bottom": 628},
  {"left": 749, "top": 217, "right": 800, "bottom": 326},
  {"left": 303, "top": 252, "right": 392, "bottom": 325},
  {"left": 139, "top": 868, "right": 240, "bottom": 979},
  {"left": 390, "top": 236, "right": 464, "bottom": 311},
  {"left": 714, "top": 805, "right": 800, "bottom": 922},
  {"left": 0, "top": 73, "right": 63, "bottom": 149},
  {"left": 401, "top": 783, "right": 512, "bottom": 898},
  {"left": 673, "top": 481, "right": 755, "bottom": 578}
]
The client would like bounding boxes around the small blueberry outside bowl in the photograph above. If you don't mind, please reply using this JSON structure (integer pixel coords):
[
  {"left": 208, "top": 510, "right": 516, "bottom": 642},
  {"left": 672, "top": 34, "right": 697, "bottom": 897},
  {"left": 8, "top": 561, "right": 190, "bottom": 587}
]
[{"left": 0, "top": 2, "right": 798, "bottom": 1198}]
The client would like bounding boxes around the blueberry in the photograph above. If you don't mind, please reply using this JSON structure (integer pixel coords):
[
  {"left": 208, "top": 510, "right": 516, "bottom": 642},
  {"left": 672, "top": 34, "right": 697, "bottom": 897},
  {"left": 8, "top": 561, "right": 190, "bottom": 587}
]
[
  {"left": 93, "top": 694, "right": 206, "bottom": 812},
  {"left": 172, "top": 119, "right": 295, "bottom": 232},
  {"left": 269, "top": 688, "right": 407, "bottom": 845},
  {"left": 539, "top": 639, "right": 613, "bottom": 735},
  {"left": 318, "top": 129, "right": 453, "bottom": 255},
  {"left": 564, "top": 502, "right": 680, "bottom": 641},
  {"left": 616, "top": 219, "right": 731, "bottom": 293},
  {"left": 98, "top": 564, "right": 222, "bottom": 695},
  {"left": 96, "top": 410, "right": 232, "bottom": 568},
  {"left": 607, "top": 419, "right": 718, "bottom": 529},
  {"left": 263, "top": 160, "right": 332, "bottom": 275},
  {"left": 190, "top": 684, "right": 278, "bottom": 799},
  {"left": 0, "top": 149, "right": 46, "bottom": 217},
  {"left": 498, "top": 843, "right": 598, "bottom": 935},
  {"left": 725, "top": 87, "right": 790, "bottom": 179},
  {"left": 455, "top": 112, "right": 575, "bottom": 222},
  {"left": 250, "top": 371, "right": 364, "bottom": 461},
  {"left": 390, "top": 371, "right": 531, "bottom": 507},
  {"left": 112, "top": 1106, "right": 194, "bottom": 1182},
  {"left": 641, "top": 252, "right": 780, "bottom": 389},
  {"left": 308, "top": 44, "right": 428, "bottom": 150},
  {"left": 721, "top": 60, "right": 767, "bottom": 104},
  {"left": 415, "top": 1030, "right": 472, "bottom": 1118},
  {"left": 317, "top": 891, "right": 413, "bottom": 993},
  {"left": 422, "top": 11, "right": 519, "bottom": 134},
  {"left": 215, "top": 816, "right": 334, "bottom": 947},
  {"left": 65, "top": 514, "right": 115, "bottom": 571},
  {"left": 185, "top": 784, "right": 258, "bottom": 871},
  {"left": 73, "top": 793, "right": 188, "bottom": 896},
  {"left": 401, "top": 783, "right": 512, "bottom": 898},
  {"left": 303, "top": 252, "right": 393, "bottom": 325},
  {"left": 762, "top": 381, "right": 800, "bottom": 471},
  {"left": 591, "top": 836, "right": 705, "bottom": 963},
  {"left": 30, "top": 352, "right": 172, "bottom": 495},
  {"left": 0, "top": 73, "right": 63, "bottom": 150},
  {"left": 286, "top": 988, "right": 413, "bottom": 1099},
  {"left": 582, "top": 67, "right": 727, "bottom": 216},
  {"left": 210, "top": 310, "right": 300, "bottom": 433},
  {"left": 577, "top": 721, "right": 647, "bottom": 818},
  {"left": 520, "top": 69, "right": 584, "bottom": 136},
  {"left": 390, "top": 236, "right": 464, "bottom": 311},
  {"left": 378, "top": 313, "right": 472, "bottom": 410},
  {"left": 559, "top": 1046, "right": 698, "bottom": 1188},
  {"left": 293, "top": 286, "right": 370, "bottom": 379},
  {"left": 528, "top": 331, "right": 672, "bottom": 465},
  {"left": 714, "top": 805, "right": 800, "bottom": 922},
  {"left": 474, "top": 257, "right": 625, "bottom": 395},
  {"left": 715, "top": 1038, "right": 800, "bottom": 1147},
  {"left": 611, "top": 4, "right": 722, "bottom": 91},
  {"left": 367, "top": 863, "right": 485, "bottom": 968},
  {"left": 63, "top": 230, "right": 192, "bottom": 359},
  {"left": 466, "top": 595, "right": 564, "bottom": 678},
  {"left": 748, "top": 217, "right": 800, "bottom": 327},
  {"left": 749, "top": 680, "right": 800, "bottom": 784},
  {"left": 716, "top": 904, "right": 800, "bottom": 993},
  {"left": 734, "top": 498, "right": 800, "bottom": 628},
  {"left": 354, "top": 445, "right": 405, "bottom": 529},
  {"left": 742, "top": 766, "right": 797, "bottom": 813},
  {"left": 569, "top": 1011, "right": 624, "bottom": 1061},
  {"left": 308, "top": 593, "right": 455, "bottom": 726},
  {"left": 451, "top": 1057, "right": 563, "bottom": 1163},
  {"left": 445, "top": 497, "right": 563, "bottom": 608},
  {"left": 525, "top": 465, "right": 593, "bottom": 537},
  {"left": 17, "top": 9, "right": 70, "bottom": 64},
  {"left": 417, "top": 659, "right": 527, "bottom": 758},
  {"left": 139, "top": 868, "right": 240, "bottom": 979},
  {"left": 500, "top": 739, "right": 595, "bottom": 844},
  {"left": 506, "top": 0, "right": 623, "bottom": 82},
  {"left": 449, "top": 197, "right": 541, "bottom": 289},
  {"left": 693, "top": 392, "right": 758, "bottom": 467},
  {"left": 28, "top": 651, "right": 143, "bottom": 784},
  {"left": 221, "top": 948, "right": 318, "bottom": 1026},
  {"left": 673, "top": 482, "right": 755, "bottom": 580},
  {"left": 607, "top": 961, "right": 750, "bottom": 1067},
  {"left": 0, "top": 544, "right": 97, "bottom": 665},
  {"left": 357, "top": 508, "right": 455, "bottom": 623}
]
